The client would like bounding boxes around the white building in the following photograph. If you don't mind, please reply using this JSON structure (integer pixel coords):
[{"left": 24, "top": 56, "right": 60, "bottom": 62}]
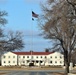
[
  {"left": 1, "top": 52, "right": 17, "bottom": 66},
  {"left": 1, "top": 51, "right": 64, "bottom": 66}
]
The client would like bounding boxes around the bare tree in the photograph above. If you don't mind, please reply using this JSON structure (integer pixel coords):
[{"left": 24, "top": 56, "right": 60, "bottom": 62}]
[
  {"left": 0, "top": 10, "right": 24, "bottom": 53},
  {"left": 0, "top": 31, "right": 24, "bottom": 52},
  {"left": 39, "top": 0, "right": 76, "bottom": 74}
]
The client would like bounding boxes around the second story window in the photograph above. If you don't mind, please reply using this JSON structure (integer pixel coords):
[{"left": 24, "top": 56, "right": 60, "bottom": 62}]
[
  {"left": 41, "top": 56, "right": 42, "bottom": 58},
  {"left": 50, "top": 56, "right": 52, "bottom": 58},
  {"left": 8, "top": 56, "right": 10, "bottom": 58},
  {"left": 55, "top": 56, "right": 57, "bottom": 58},
  {"left": 19, "top": 56, "right": 20, "bottom": 58},
  {"left": 36, "top": 56, "right": 38, "bottom": 58},
  {"left": 13, "top": 56, "right": 15, "bottom": 58},
  {"left": 60, "top": 56, "right": 62, "bottom": 59},
  {"left": 3, "top": 56, "right": 6, "bottom": 58},
  {"left": 27, "top": 56, "right": 29, "bottom": 58},
  {"left": 23, "top": 56, "right": 25, "bottom": 58},
  {"left": 45, "top": 56, "right": 47, "bottom": 58},
  {"left": 31, "top": 56, "right": 33, "bottom": 58}
]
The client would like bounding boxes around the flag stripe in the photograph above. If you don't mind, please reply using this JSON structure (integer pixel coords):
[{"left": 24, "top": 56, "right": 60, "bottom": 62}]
[{"left": 32, "top": 11, "right": 38, "bottom": 18}]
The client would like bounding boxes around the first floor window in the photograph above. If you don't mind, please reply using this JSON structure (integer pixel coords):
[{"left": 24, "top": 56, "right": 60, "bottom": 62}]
[
  {"left": 27, "top": 60, "right": 29, "bottom": 63},
  {"left": 4, "top": 61, "right": 6, "bottom": 63},
  {"left": 50, "top": 61, "right": 52, "bottom": 63},
  {"left": 55, "top": 61, "right": 57, "bottom": 63},
  {"left": 40, "top": 61, "right": 43, "bottom": 63},
  {"left": 36, "top": 61, "right": 39, "bottom": 63},
  {"left": 60, "top": 61, "right": 62, "bottom": 63},
  {"left": 8, "top": 61, "right": 10, "bottom": 63},
  {"left": 13, "top": 61, "right": 15, "bottom": 63},
  {"left": 23, "top": 61, "right": 25, "bottom": 63}
]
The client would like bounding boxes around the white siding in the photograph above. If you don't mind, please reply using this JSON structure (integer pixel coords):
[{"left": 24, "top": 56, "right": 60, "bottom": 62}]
[
  {"left": 1, "top": 52, "right": 17, "bottom": 66},
  {"left": 48, "top": 52, "right": 64, "bottom": 66},
  {"left": 1, "top": 52, "right": 64, "bottom": 66}
]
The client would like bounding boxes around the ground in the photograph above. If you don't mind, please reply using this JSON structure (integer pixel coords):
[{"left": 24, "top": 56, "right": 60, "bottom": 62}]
[
  {"left": 0, "top": 66, "right": 64, "bottom": 70},
  {"left": 0, "top": 66, "right": 76, "bottom": 75}
]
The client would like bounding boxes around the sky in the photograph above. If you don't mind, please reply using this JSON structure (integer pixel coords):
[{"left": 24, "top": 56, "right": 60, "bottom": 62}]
[{"left": 0, "top": 0, "right": 53, "bottom": 52}]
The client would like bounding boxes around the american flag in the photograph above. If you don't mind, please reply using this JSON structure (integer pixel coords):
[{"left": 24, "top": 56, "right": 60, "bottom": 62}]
[{"left": 32, "top": 11, "right": 38, "bottom": 18}]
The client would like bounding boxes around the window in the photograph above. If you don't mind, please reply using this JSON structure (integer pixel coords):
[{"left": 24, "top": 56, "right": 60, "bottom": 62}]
[
  {"left": 31, "top": 56, "right": 33, "bottom": 58},
  {"left": 55, "top": 56, "right": 57, "bottom": 58},
  {"left": 60, "top": 56, "right": 62, "bottom": 59},
  {"left": 60, "top": 61, "right": 62, "bottom": 63},
  {"left": 40, "top": 61, "right": 43, "bottom": 63},
  {"left": 13, "top": 56, "right": 15, "bottom": 58},
  {"left": 27, "top": 60, "right": 29, "bottom": 63},
  {"left": 4, "top": 61, "right": 6, "bottom": 63},
  {"left": 23, "top": 61, "right": 25, "bottom": 63},
  {"left": 23, "top": 56, "right": 25, "bottom": 58},
  {"left": 45, "top": 56, "right": 47, "bottom": 58},
  {"left": 50, "top": 61, "right": 52, "bottom": 63},
  {"left": 8, "top": 56, "right": 10, "bottom": 58},
  {"left": 50, "top": 56, "right": 52, "bottom": 58},
  {"left": 27, "top": 56, "right": 29, "bottom": 58},
  {"left": 19, "top": 56, "right": 20, "bottom": 58},
  {"left": 8, "top": 61, "right": 10, "bottom": 63},
  {"left": 3, "top": 56, "right": 6, "bottom": 58},
  {"left": 36, "top": 56, "right": 38, "bottom": 58},
  {"left": 41, "top": 56, "right": 42, "bottom": 58},
  {"left": 36, "top": 61, "right": 39, "bottom": 63},
  {"left": 13, "top": 61, "right": 15, "bottom": 63},
  {"left": 55, "top": 61, "right": 57, "bottom": 63}
]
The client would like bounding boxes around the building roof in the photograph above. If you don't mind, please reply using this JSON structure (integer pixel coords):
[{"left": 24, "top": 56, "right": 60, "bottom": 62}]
[{"left": 13, "top": 52, "right": 54, "bottom": 55}]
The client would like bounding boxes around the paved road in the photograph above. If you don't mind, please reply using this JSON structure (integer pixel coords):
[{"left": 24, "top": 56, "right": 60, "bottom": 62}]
[
  {"left": 3, "top": 71, "right": 53, "bottom": 75},
  {"left": 0, "top": 69, "right": 75, "bottom": 75},
  {"left": 7, "top": 71, "right": 51, "bottom": 75},
  {"left": 0, "top": 70, "right": 55, "bottom": 75}
]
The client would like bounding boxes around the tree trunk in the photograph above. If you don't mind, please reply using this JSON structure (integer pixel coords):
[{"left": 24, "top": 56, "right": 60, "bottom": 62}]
[{"left": 64, "top": 50, "right": 69, "bottom": 74}]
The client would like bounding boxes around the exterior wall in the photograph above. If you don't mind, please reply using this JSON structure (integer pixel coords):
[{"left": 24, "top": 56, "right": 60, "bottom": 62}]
[
  {"left": 47, "top": 52, "right": 64, "bottom": 66},
  {"left": 1, "top": 52, "right": 64, "bottom": 66},
  {"left": 18, "top": 55, "right": 47, "bottom": 66},
  {"left": 1, "top": 52, "right": 17, "bottom": 66}
]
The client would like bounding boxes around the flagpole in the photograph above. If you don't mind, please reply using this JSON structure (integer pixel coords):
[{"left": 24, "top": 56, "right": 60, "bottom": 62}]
[
  {"left": 31, "top": 9, "right": 33, "bottom": 62},
  {"left": 31, "top": 10, "right": 38, "bottom": 60}
]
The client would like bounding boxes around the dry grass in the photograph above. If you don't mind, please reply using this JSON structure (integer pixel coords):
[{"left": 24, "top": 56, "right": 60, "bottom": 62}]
[
  {"left": 0, "top": 72, "right": 7, "bottom": 75},
  {"left": 0, "top": 66, "right": 64, "bottom": 71},
  {"left": 0, "top": 66, "right": 76, "bottom": 75},
  {"left": 53, "top": 72, "right": 65, "bottom": 75}
]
